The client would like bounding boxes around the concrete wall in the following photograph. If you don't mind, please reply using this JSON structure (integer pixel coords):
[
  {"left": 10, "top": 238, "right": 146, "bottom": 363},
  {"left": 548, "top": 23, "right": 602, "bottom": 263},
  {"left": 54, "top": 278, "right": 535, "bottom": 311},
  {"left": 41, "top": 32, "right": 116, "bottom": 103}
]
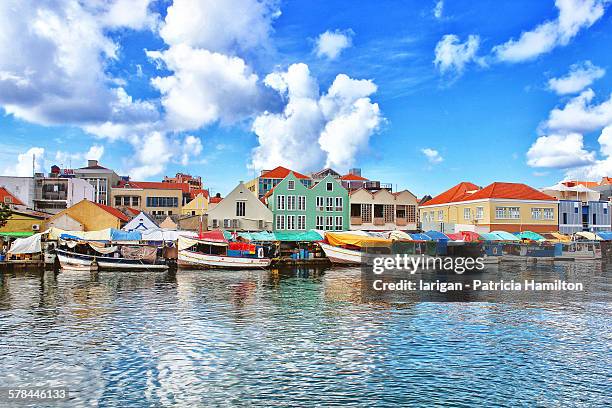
[
  {"left": 208, "top": 183, "right": 272, "bottom": 230},
  {"left": 0, "top": 177, "right": 34, "bottom": 208},
  {"left": 45, "top": 200, "right": 122, "bottom": 230}
]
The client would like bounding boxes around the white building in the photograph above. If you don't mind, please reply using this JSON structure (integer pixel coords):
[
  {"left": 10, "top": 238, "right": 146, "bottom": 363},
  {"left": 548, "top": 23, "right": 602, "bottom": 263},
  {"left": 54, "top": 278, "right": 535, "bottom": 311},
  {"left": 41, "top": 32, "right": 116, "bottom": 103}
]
[
  {"left": 123, "top": 211, "right": 159, "bottom": 232},
  {"left": 0, "top": 176, "right": 35, "bottom": 208},
  {"left": 349, "top": 188, "right": 418, "bottom": 231},
  {"left": 207, "top": 182, "right": 273, "bottom": 230},
  {"left": 33, "top": 176, "right": 95, "bottom": 214}
]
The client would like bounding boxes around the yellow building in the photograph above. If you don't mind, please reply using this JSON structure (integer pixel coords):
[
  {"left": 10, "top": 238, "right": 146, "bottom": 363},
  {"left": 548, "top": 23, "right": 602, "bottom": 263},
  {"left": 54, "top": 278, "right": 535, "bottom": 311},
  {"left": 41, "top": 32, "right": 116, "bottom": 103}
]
[
  {"left": 46, "top": 199, "right": 129, "bottom": 231},
  {"left": 0, "top": 210, "right": 48, "bottom": 234},
  {"left": 419, "top": 182, "right": 558, "bottom": 233},
  {"left": 181, "top": 192, "right": 209, "bottom": 216}
]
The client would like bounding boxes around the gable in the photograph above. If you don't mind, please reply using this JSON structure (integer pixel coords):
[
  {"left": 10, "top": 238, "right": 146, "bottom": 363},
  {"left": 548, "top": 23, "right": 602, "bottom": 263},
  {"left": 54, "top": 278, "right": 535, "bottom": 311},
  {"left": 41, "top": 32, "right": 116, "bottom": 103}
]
[
  {"left": 310, "top": 174, "right": 348, "bottom": 196},
  {"left": 123, "top": 212, "right": 159, "bottom": 231}
]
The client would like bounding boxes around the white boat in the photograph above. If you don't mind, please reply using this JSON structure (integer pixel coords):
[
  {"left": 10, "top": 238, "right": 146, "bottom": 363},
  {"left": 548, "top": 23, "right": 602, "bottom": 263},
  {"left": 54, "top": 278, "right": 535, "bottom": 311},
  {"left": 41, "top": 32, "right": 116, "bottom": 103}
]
[
  {"left": 56, "top": 248, "right": 169, "bottom": 271},
  {"left": 177, "top": 235, "right": 271, "bottom": 269},
  {"left": 318, "top": 242, "right": 365, "bottom": 265},
  {"left": 560, "top": 241, "right": 602, "bottom": 260}
]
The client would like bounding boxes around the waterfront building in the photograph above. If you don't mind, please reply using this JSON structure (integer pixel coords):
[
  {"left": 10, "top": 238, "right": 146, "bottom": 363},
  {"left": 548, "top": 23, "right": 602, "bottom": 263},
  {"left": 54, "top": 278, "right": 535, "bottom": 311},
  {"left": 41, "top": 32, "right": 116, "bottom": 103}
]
[
  {"left": 420, "top": 181, "right": 558, "bottom": 233},
  {"left": 111, "top": 180, "right": 191, "bottom": 217},
  {"left": 46, "top": 199, "right": 129, "bottom": 231},
  {"left": 73, "top": 160, "right": 121, "bottom": 205},
  {"left": 0, "top": 177, "right": 35, "bottom": 208},
  {"left": 181, "top": 190, "right": 209, "bottom": 216},
  {"left": 207, "top": 182, "right": 272, "bottom": 231},
  {"left": 312, "top": 167, "right": 393, "bottom": 192},
  {"left": 264, "top": 173, "right": 349, "bottom": 232},
  {"left": 542, "top": 182, "right": 611, "bottom": 234},
  {"left": 122, "top": 211, "right": 159, "bottom": 232},
  {"left": 0, "top": 187, "right": 25, "bottom": 209},
  {"left": 0, "top": 209, "right": 48, "bottom": 235},
  {"left": 33, "top": 168, "right": 95, "bottom": 214},
  {"left": 245, "top": 166, "right": 312, "bottom": 199},
  {"left": 349, "top": 188, "right": 418, "bottom": 231},
  {"left": 163, "top": 172, "right": 203, "bottom": 190}
]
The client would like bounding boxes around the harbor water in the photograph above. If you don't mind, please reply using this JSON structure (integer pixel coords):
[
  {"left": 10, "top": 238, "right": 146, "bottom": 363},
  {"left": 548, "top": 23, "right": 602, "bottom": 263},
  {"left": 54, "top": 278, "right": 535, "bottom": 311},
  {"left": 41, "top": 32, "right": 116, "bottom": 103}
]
[{"left": 0, "top": 263, "right": 610, "bottom": 407}]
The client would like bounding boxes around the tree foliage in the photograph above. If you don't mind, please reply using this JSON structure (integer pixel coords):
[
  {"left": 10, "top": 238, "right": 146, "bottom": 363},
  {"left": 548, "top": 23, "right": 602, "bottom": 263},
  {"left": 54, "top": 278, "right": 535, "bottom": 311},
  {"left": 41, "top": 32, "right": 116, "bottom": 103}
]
[{"left": 0, "top": 203, "right": 12, "bottom": 228}]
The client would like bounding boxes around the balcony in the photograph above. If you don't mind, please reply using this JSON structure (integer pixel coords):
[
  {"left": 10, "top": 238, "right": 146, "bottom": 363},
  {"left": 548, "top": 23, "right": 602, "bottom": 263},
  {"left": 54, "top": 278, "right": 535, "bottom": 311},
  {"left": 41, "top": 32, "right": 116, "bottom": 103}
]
[
  {"left": 364, "top": 181, "right": 393, "bottom": 192},
  {"left": 350, "top": 216, "right": 362, "bottom": 225},
  {"left": 35, "top": 192, "right": 68, "bottom": 201}
]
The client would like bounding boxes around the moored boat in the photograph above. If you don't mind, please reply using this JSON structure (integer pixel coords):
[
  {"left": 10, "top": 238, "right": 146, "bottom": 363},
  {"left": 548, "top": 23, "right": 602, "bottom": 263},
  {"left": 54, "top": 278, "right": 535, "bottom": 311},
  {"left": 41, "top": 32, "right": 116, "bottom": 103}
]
[
  {"left": 55, "top": 241, "right": 169, "bottom": 271},
  {"left": 177, "top": 234, "right": 271, "bottom": 269}
]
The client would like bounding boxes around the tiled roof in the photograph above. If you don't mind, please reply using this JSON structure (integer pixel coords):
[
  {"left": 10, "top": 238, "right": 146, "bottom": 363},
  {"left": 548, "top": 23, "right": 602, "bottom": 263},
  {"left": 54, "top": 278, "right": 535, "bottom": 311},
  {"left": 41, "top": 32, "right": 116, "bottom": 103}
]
[
  {"left": 93, "top": 202, "right": 130, "bottom": 222},
  {"left": 190, "top": 188, "right": 210, "bottom": 199},
  {"left": 467, "top": 182, "right": 555, "bottom": 201},
  {"left": 117, "top": 180, "right": 191, "bottom": 193},
  {"left": 340, "top": 173, "right": 368, "bottom": 181},
  {"left": 0, "top": 187, "right": 24, "bottom": 206},
  {"left": 125, "top": 207, "right": 140, "bottom": 216},
  {"left": 562, "top": 180, "right": 599, "bottom": 188},
  {"left": 210, "top": 196, "right": 223, "bottom": 204},
  {"left": 420, "top": 182, "right": 480, "bottom": 206},
  {"left": 600, "top": 177, "right": 612, "bottom": 185},
  {"left": 260, "top": 166, "right": 310, "bottom": 180}
]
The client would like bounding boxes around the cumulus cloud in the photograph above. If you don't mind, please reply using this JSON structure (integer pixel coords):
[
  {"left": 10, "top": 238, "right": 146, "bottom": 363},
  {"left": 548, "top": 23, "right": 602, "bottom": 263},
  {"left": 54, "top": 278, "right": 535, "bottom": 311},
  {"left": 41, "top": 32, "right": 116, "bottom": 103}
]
[
  {"left": 181, "top": 135, "right": 203, "bottom": 166},
  {"left": 493, "top": 0, "right": 605, "bottom": 62},
  {"left": 314, "top": 29, "right": 353, "bottom": 60},
  {"left": 421, "top": 148, "right": 444, "bottom": 164},
  {"left": 54, "top": 145, "right": 105, "bottom": 168},
  {"left": 545, "top": 89, "right": 612, "bottom": 134},
  {"left": 434, "top": 34, "right": 480, "bottom": 74},
  {"left": 433, "top": 0, "right": 444, "bottom": 19},
  {"left": 548, "top": 61, "right": 605, "bottom": 95},
  {"left": 526, "top": 133, "right": 596, "bottom": 168},
  {"left": 2, "top": 147, "right": 45, "bottom": 177},
  {"left": 564, "top": 126, "right": 612, "bottom": 179},
  {"left": 250, "top": 63, "right": 382, "bottom": 172}
]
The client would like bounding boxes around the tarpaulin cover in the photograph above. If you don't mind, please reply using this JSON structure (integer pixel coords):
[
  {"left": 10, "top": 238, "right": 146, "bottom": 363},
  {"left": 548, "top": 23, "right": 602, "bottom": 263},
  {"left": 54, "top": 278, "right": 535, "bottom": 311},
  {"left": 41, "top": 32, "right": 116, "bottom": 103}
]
[
  {"left": 388, "top": 230, "right": 413, "bottom": 241},
  {"left": 275, "top": 230, "right": 324, "bottom": 242},
  {"left": 409, "top": 233, "right": 431, "bottom": 241},
  {"left": 58, "top": 228, "right": 112, "bottom": 241},
  {"left": 237, "top": 231, "right": 276, "bottom": 241},
  {"left": 198, "top": 229, "right": 228, "bottom": 243},
  {"left": 546, "top": 232, "right": 572, "bottom": 242},
  {"left": 424, "top": 230, "right": 450, "bottom": 241},
  {"left": 141, "top": 229, "right": 197, "bottom": 242},
  {"left": 121, "top": 246, "right": 157, "bottom": 261},
  {"left": 8, "top": 233, "right": 42, "bottom": 254},
  {"left": 229, "top": 242, "right": 256, "bottom": 253},
  {"left": 88, "top": 243, "right": 118, "bottom": 254},
  {"left": 574, "top": 231, "right": 602, "bottom": 241},
  {"left": 596, "top": 231, "right": 612, "bottom": 240},
  {"left": 480, "top": 232, "right": 504, "bottom": 241},
  {"left": 178, "top": 236, "right": 228, "bottom": 250},
  {"left": 515, "top": 231, "right": 546, "bottom": 241},
  {"left": 490, "top": 231, "right": 521, "bottom": 241},
  {"left": 111, "top": 229, "right": 142, "bottom": 241},
  {"left": 445, "top": 233, "right": 463, "bottom": 241},
  {"left": 325, "top": 231, "right": 390, "bottom": 247}
]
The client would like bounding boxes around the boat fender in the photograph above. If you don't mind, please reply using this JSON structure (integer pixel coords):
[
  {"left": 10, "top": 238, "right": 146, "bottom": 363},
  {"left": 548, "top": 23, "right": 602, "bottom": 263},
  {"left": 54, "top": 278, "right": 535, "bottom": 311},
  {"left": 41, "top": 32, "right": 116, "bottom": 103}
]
[{"left": 257, "top": 247, "right": 264, "bottom": 259}]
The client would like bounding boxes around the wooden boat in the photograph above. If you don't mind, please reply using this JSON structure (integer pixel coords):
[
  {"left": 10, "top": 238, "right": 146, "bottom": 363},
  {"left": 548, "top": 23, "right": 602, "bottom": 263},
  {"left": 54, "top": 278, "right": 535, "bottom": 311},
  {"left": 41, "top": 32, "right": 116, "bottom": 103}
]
[
  {"left": 177, "top": 235, "right": 270, "bottom": 269},
  {"left": 318, "top": 242, "right": 364, "bottom": 265},
  {"left": 55, "top": 247, "right": 169, "bottom": 271},
  {"left": 559, "top": 241, "right": 602, "bottom": 260}
]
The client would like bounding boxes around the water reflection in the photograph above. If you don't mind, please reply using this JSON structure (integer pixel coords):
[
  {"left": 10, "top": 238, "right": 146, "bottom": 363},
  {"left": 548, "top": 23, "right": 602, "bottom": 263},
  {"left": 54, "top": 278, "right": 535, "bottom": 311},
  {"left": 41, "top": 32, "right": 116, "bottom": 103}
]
[{"left": 0, "top": 264, "right": 609, "bottom": 406}]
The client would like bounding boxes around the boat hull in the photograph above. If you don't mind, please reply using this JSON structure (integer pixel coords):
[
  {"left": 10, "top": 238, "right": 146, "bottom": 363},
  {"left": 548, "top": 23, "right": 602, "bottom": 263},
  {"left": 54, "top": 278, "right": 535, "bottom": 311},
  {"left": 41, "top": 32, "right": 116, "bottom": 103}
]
[
  {"left": 56, "top": 249, "right": 168, "bottom": 271},
  {"left": 318, "top": 242, "right": 364, "bottom": 265},
  {"left": 178, "top": 249, "right": 271, "bottom": 269}
]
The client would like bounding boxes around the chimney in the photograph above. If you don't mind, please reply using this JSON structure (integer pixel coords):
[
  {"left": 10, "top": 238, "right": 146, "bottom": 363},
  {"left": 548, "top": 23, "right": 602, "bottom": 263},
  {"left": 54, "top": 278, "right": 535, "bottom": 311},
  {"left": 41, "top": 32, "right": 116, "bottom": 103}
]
[{"left": 88, "top": 160, "right": 98, "bottom": 167}]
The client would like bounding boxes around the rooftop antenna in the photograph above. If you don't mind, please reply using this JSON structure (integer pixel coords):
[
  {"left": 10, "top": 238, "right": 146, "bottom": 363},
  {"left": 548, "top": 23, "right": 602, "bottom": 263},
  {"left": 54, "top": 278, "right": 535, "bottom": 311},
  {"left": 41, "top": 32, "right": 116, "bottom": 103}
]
[{"left": 32, "top": 153, "right": 35, "bottom": 177}]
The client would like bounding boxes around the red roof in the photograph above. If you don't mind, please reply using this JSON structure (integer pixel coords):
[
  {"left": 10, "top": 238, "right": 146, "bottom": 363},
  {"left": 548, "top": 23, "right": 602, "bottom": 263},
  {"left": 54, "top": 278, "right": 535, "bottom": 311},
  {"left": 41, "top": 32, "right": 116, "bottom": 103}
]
[
  {"left": 0, "top": 187, "right": 24, "bottom": 206},
  {"left": 117, "top": 180, "right": 191, "bottom": 194},
  {"left": 260, "top": 166, "right": 310, "bottom": 180},
  {"left": 199, "top": 229, "right": 227, "bottom": 242},
  {"left": 340, "top": 173, "right": 369, "bottom": 181},
  {"left": 190, "top": 188, "right": 210, "bottom": 199},
  {"left": 600, "top": 177, "right": 612, "bottom": 185},
  {"left": 420, "top": 182, "right": 480, "bottom": 206},
  {"left": 467, "top": 182, "right": 555, "bottom": 201},
  {"left": 125, "top": 207, "right": 140, "bottom": 216},
  {"left": 562, "top": 180, "right": 599, "bottom": 188},
  {"left": 210, "top": 196, "right": 222, "bottom": 204},
  {"left": 93, "top": 202, "right": 130, "bottom": 222}
]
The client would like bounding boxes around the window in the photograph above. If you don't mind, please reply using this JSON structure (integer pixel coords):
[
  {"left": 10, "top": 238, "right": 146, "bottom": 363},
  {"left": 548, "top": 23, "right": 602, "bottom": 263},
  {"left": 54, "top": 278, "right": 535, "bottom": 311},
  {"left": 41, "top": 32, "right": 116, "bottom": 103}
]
[
  {"left": 288, "top": 180, "right": 295, "bottom": 190},
  {"left": 297, "top": 196, "right": 306, "bottom": 211},
  {"left": 374, "top": 204, "right": 384, "bottom": 218},
  {"left": 383, "top": 205, "right": 394, "bottom": 222},
  {"left": 362, "top": 204, "right": 372, "bottom": 223},
  {"left": 191, "top": 211, "right": 196, "bottom": 216},
  {"left": 476, "top": 207, "right": 484, "bottom": 220},
  {"left": 316, "top": 216, "right": 324, "bottom": 230},
  {"left": 531, "top": 208, "right": 542, "bottom": 220},
  {"left": 287, "top": 215, "right": 296, "bottom": 230},
  {"left": 326, "top": 197, "right": 334, "bottom": 211},
  {"left": 396, "top": 205, "right": 406, "bottom": 219},
  {"left": 276, "top": 195, "right": 285, "bottom": 210},
  {"left": 132, "top": 196, "right": 140, "bottom": 207},
  {"left": 297, "top": 215, "right": 306, "bottom": 230},
  {"left": 407, "top": 205, "right": 416, "bottom": 222},
  {"left": 495, "top": 207, "right": 505, "bottom": 219},
  {"left": 543, "top": 208, "right": 554, "bottom": 220},
  {"left": 335, "top": 216, "right": 343, "bottom": 230},
  {"left": 464, "top": 208, "right": 471, "bottom": 220},
  {"left": 287, "top": 195, "right": 296, "bottom": 211},
  {"left": 146, "top": 197, "right": 178, "bottom": 207},
  {"left": 509, "top": 207, "right": 520, "bottom": 219},
  {"left": 316, "top": 196, "right": 324, "bottom": 210},
  {"left": 275, "top": 215, "right": 285, "bottom": 230},
  {"left": 115, "top": 196, "right": 122, "bottom": 206},
  {"left": 326, "top": 182, "right": 333, "bottom": 191},
  {"left": 236, "top": 201, "right": 246, "bottom": 217},
  {"left": 335, "top": 197, "right": 343, "bottom": 211},
  {"left": 495, "top": 207, "right": 520, "bottom": 219},
  {"left": 438, "top": 210, "right": 444, "bottom": 221},
  {"left": 325, "top": 216, "right": 334, "bottom": 230},
  {"left": 122, "top": 196, "right": 130, "bottom": 206}
]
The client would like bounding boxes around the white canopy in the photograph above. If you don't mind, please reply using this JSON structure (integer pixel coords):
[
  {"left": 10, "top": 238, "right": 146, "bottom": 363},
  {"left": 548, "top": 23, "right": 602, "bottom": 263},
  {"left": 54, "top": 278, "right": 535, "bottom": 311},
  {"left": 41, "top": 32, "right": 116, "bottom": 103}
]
[
  {"left": 141, "top": 228, "right": 197, "bottom": 242},
  {"left": 8, "top": 233, "right": 42, "bottom": 255}
]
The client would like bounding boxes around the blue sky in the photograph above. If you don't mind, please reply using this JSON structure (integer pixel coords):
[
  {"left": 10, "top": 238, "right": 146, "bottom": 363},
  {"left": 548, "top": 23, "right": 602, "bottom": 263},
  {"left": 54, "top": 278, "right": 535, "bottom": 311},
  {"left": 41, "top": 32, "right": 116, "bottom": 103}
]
[{"left": 1, "top": 0, "right": 612, "bottom": 198}]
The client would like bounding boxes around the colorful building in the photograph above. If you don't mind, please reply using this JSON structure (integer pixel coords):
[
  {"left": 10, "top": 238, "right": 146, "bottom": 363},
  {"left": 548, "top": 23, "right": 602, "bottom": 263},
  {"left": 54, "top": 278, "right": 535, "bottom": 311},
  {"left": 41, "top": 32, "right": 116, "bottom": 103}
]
[
  {"left": 111, "top": 181, "right": 191, "bottom": 217},
  {"left": 420, "top": 182, "right": 558, "bottom": 233},
  {"left": 73, "top": 160, "right": 121, "bottom": 206},
  {"left": 46, "top": 199, "right": 129, "bottom": 231},
  {"left": 163, "top": 172, "right": 203, "bottom": 190},
  {"left": 349, "top": 188, "right": 418, "bottom": 231},
  {"left": 245, "top": 166, "right": 312, "bottom": 199},
  {"left": 265, "top": 173, "right": 349, "bottom": 232},
  {"left": 0, "top": 209, "right": 48, "bottom": 234},
  {"left": 181, "top": 190, "right": 209, "bottom": 216},
  {"left": 207, "top": 182, "right": 272, "bottom": 230}
]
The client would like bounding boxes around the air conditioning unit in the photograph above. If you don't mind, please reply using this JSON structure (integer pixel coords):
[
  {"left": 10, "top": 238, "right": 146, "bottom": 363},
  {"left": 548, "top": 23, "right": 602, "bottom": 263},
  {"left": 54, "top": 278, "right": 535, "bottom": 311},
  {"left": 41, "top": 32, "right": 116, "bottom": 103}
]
[{"left": 32, "top": 224, "right": 40, "bottom": 231}]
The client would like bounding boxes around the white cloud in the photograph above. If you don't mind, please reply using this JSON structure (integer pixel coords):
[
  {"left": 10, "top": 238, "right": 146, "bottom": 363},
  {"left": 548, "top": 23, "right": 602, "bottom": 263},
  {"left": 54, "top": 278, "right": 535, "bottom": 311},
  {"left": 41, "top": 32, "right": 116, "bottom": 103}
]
[
  {"left": 493, "top": 0, "right": 605, "bottom": 62},
  {"left": 98, "top": 0, "right": 159, "bottom": 30},
  {"left": 159, "top": 0, "right": 280, "bottom": 53},
  {"left": 526, "top": 133, "right": 596, "bottom": 168},
  {"left": 3, "top": 147, "right": 45, "bottom": 177},
  {"left": 545, "top": 89, "right": 612, "bottom": 133},
  {"left": 434, "top": 34, "right": 480, "bottom": 74},
  {"left": 250, "top": 63, "right": 382, "bottom": 172},
  {"left": 147, "top": 44, "right": 259, "bottom": 131},
  {"left": 548, "top": 61, "right": 605, "bottom": 95},
  {"left": 54, "top": 145, "right": 105, "bottom": 168},
  {"left": 433, "top": 0, "right": 444, "bottom": 19},
  {"left": 565, "top": 126, "right": 612, "bottom": 179},
  {"left": 314, "top": 30, "right": 353, "bottom": 60},
  {"left": 181, "top": 136, "right": 203, "bottom": 166},
  {"left": 421, "top": 148, "right": 444, "bottom": 164}
]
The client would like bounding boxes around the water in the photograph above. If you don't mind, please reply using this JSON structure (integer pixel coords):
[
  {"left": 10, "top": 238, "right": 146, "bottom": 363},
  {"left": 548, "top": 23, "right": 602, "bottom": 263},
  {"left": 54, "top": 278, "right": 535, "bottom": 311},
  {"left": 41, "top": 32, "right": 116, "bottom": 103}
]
[{"left": 0, "top": 264, "right": 610, "bottom": 407}]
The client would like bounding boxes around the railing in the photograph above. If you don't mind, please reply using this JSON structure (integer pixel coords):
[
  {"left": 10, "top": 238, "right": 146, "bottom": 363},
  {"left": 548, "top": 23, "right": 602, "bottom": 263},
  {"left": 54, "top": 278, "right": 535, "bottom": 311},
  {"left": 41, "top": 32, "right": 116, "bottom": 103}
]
[{"left": 35, "top": 192, "right": 68, "bottom": 201}]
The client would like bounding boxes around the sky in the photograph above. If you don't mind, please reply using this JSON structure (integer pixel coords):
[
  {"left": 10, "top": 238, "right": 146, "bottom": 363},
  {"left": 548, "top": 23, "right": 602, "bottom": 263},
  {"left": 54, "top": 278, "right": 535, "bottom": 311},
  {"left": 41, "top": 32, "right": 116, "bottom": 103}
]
[{"left": 1, "top": 0, "right": 612, "bottom": 198}]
